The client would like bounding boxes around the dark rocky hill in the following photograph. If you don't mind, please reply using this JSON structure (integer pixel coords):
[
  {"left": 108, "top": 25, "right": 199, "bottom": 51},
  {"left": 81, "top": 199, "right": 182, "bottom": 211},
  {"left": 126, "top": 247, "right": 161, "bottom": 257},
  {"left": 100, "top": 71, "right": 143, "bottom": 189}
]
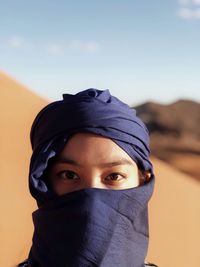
[{"left": 134, "top": 99, "right": 200, "bottom": 180}]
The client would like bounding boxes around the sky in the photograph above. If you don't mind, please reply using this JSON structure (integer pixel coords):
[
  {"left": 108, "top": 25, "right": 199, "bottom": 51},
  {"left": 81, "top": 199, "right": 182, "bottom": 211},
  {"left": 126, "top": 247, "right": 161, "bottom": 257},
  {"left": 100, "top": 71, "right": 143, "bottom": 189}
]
[{"left": 1, "top": 0, "right": 200, "bottom": 106}]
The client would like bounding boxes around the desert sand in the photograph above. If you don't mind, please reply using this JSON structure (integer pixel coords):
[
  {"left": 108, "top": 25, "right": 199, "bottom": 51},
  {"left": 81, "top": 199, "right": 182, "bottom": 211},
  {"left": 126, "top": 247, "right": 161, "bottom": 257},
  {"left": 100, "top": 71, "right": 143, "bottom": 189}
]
[
  {"left": 0, "top": 72, "right": 199, "bottom": 267},
  {"left": 147, "top": 158, "right": 200, "bottom": 267},
  {"left": 0, "top": 72, "right": 46, "bottom": 267}
]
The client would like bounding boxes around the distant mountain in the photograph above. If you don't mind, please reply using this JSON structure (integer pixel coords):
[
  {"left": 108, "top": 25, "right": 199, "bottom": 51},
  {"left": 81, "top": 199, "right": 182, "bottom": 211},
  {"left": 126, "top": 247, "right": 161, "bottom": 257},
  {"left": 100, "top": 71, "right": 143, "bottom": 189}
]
[
  {"left": 134, "top": 99, "right": 200, "bottom": 180},
  {"left": 135, "top": 99, "right": 200, "bottom": 138}
]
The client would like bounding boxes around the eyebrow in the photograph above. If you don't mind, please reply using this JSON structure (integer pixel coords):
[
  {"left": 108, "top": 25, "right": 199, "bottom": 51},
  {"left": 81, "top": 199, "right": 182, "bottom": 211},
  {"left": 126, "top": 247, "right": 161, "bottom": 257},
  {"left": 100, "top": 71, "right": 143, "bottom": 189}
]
[{"left": 54, "top": 156, "right": 134, "bottom": 168}]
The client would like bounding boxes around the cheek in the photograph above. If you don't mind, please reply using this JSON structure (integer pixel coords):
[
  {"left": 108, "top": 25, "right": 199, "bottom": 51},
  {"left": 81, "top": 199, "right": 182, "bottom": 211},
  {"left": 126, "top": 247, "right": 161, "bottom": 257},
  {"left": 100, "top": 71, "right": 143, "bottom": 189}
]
[
  {"left": 46, "top": 168, "right": 65, "bottom": 195},
  {"left": 119, "top": 166, "right": 140, "bottom": 188},
  {"left": 127, "top": 172, "right": 140, "bottom": 187},
  {"left": 50, "top": 179, "right": 74, "bottom": 195},
  {"left": 48, "top": 170, "right": 80, "bottom": 195}
]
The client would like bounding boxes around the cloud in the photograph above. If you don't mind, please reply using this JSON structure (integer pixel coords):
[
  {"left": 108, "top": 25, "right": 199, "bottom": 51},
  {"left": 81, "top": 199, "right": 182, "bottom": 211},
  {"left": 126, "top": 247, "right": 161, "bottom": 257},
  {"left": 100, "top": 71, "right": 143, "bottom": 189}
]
[
  {"left": 83, "top": 42, "right": 100, "bottom": 53},
  {"left": 178, "top": 0, "right": 200, "bottom": 19},
  {"left": 194, "top": 7, "right": 200, "bottom": 16},
  {"left": 7, "top": 35, "right": 34, "bottom": 51},
  {"left": 69, "top": 41, "right": 100, "bottom": 53},
  {"left": 193, "top": 0, "right": 200, "bottom": 5},
  {"left": 45, "top": 44, "right": 64, "bottom": 56},
  {"left": 45, "top": 41, "right": 100, "bottom": 56},
  {"left": 6, "top": 36, "right": 100, "bottom": 55},
  {"left": 179, "top": 0, "right": 200, "bottom": 5},
  {"left": 177, "top": 7, "right": 193, "bottom": 18},
  {"left": 179, "top": 0, "right": 190, "bottom": 5},
  {"left": 177, "top": 7, "right": 200, "bottom": 18},
  {"left": 8, "top": 36, "right": 27, "bottom": 48}
]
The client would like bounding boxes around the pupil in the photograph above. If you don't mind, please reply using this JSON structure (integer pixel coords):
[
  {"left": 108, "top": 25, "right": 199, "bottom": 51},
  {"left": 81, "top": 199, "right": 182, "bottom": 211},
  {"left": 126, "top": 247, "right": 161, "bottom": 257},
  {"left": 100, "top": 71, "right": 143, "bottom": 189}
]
[
  {"left": 67, "top": 171, "right": 75, "bottom": 179},
  {"left": 112, "top": 174, "right": 118, "bottom": 180}
]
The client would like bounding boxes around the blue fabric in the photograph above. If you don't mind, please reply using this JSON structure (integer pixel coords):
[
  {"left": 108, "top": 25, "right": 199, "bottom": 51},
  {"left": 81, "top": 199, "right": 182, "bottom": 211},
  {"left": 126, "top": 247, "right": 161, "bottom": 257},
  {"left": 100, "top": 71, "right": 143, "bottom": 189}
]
[{"left": 28, "top": 89, "right": 155, "bottom": 267}]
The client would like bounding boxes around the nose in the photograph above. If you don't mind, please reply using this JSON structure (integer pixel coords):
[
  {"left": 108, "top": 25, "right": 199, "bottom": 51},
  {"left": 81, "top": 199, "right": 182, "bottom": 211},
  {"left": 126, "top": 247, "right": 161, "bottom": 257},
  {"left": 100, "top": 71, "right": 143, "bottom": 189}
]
[{"left": 83, "top": 175, "right": 105, "bottom": 189}]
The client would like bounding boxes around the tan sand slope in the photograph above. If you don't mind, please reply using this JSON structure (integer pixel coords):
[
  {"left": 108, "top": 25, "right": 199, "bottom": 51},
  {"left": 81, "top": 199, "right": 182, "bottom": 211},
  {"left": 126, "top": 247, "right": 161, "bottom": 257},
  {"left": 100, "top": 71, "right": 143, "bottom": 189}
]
[
  {"left": 0, "top": 72, "right": 47, "bottom": 267},
  {"left": 147, "top": 158, "right": 200, "bottom": 267}
]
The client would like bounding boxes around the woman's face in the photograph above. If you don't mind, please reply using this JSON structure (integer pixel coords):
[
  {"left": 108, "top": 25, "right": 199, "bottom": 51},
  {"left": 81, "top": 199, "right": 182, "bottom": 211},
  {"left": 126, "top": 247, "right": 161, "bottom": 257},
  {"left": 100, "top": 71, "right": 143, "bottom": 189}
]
[{"left": 48, "top": 133, "right": 143, "bottom": 195}]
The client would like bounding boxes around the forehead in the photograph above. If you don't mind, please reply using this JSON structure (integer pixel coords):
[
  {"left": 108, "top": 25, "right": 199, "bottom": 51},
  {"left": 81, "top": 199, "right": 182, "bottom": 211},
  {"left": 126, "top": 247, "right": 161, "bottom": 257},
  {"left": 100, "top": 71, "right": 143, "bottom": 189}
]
[{"left": 58, "top": 132, "right": 137, "bottom": 166}]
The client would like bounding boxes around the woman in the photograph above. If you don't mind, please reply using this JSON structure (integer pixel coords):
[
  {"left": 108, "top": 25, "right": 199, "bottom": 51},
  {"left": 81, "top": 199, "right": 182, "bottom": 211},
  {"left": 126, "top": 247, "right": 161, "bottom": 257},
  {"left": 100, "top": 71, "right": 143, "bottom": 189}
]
[{"left": 18, "top": 89, "right": 157, "bottom": 267}]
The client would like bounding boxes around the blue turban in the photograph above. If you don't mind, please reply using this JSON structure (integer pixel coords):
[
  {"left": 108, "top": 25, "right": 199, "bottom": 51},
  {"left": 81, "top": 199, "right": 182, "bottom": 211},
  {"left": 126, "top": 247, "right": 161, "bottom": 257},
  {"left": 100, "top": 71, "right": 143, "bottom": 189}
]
[
  {"left": 28, "top": 89, "right": 155, "bottom": 267},
  {"left": 29, "top": 89, "right": 153, "bottom": 203}
]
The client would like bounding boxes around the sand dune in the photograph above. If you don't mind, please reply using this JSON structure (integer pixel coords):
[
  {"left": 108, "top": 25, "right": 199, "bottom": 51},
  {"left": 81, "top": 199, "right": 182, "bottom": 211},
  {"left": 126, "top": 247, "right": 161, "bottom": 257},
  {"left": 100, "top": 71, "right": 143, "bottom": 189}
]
[
  {"left": 0, "top": 72, "right": 47, "bottom": 267},
  {"left": 0, "top": 72, "right": 199, "bottom": 267},
  {"left": 147, "top": 158, "right": 200, "bottom": 267}
]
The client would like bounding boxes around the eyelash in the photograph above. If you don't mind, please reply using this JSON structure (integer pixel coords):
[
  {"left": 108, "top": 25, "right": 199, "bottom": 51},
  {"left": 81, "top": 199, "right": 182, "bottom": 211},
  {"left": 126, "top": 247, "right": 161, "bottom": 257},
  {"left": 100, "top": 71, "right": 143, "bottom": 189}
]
[
  {"left": 105, "top": 173, "right": 125, "bottom": 182},
  {"left": 56, "top": 170, "right": 79, "bottom": 181},
  {"left": 56, "top": 170, "right": 126, "bottom": 183}
]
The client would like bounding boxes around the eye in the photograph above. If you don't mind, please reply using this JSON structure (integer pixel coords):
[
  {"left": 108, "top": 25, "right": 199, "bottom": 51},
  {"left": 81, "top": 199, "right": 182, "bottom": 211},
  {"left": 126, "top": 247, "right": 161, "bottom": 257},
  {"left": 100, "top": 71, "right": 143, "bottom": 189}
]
[
  {"left": 56, "top": 170, "right": 80, "bottom": 181},
  {"left": 104, "top": 173, "right": 125, "bottom": 182}
]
